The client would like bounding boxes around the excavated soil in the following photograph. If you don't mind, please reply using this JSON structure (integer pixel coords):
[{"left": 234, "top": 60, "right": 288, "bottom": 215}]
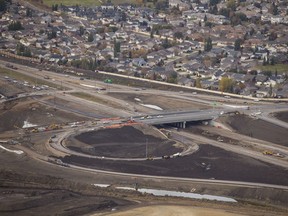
[
  {"left": 0, "top": 97, "right": 89, "bottom": 132},
  {"left": 108, "top": 92, "right": 209, "bottom": 111},
  {"left": 67, "top": 126, "right": 177, "bottom": 158},
  {"left": 221, "top": 114, "right": 288, "bottom": 146},
  {"left": 61, "top": 144, "right": 288, "bottom": 186},
  {"left": 274, "top": 111, "right": 288, "bottom": 123}
]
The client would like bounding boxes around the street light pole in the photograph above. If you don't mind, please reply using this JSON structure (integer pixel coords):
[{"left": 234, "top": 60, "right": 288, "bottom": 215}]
[{"left": 145, "top": 138, "right": 148, "bottom": 158}]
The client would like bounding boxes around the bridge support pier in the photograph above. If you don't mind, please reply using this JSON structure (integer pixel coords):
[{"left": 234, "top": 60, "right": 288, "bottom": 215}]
[
  {"left": 181, "top": 121, "right": 186, "bottom": 129},
  {"left": 174, "top": 122, "right": 186, "bottom": 129}
]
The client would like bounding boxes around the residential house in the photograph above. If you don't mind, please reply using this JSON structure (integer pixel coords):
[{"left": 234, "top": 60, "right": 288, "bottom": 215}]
[
  {"left": 255, "top": 74, "right": 268, "bottom": 86},
  {"left": 132, "top": 58, "right": 147, "bottom": 67}
]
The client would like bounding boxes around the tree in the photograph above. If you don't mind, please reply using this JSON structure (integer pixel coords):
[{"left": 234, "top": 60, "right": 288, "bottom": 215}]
[
  {"left": 162, "top": 37, "right": 171, "bottom": 49},
  {"left": 262, "top": 57, "right": 268, "bottom": 66},
  {"left": 47, "top": 30, "right": 57, "bottom": 39},
  {"left": 195, "top": 78, "right": 202, "bottom": 88},
  {"left": 167, "top": 72, "right": 178, "bottom": 84},
  {"left": 219, "top": 77, "right": 234, "bottom": 93},
  {"left": 0, "top": 0, "right": 10, "bottom": 12},
  {"left": 26, "top": 8, "right": 33, "bottom": 17},
  {"left": 79, "top": 26, "right": 85, "bottom": 36},
  {"left": 234, "top": 38, "right": 242, "bottom": 51},
  {"left": 204, "top": 14, "right": 208, "bottom": 22},
  {"left": 174, "top": 31, "right": 184, "bottom": 39},
  {"left": 268, "top": 32, "right": 277, "bottom": 41},
  {"left": 219, "top": 8, "right": 231, "bottom": 18},
  {"left": 8, "top": 21, "right": 24, "bottom": 31},
  {"left": 16, "top": 43, "right": 32, "bottom": 57},
  {"left": 204, "top": 37, "right": 212, "bottom": 52},
  {"left": 52, "top": 4, "right": 58, "bottom": 11},
  {"left": 114, "top": 39, "right": 121, "bottom": 58},
  {"left": 209, "top": 0, "right": 220, "bottom": 6},
  {"left": 155, "top": 0, "right": 168, "bottom": 11},
  {"left": 150, "top": 30, "right": 154, "bottom": 38},
  {"left": 272, "top": 2, "right": 278, "bottom": 15},
  {"left": 121, "top": 12, "right": 127, "bottom": 22},
  {"left": 268, "top": 84, "right": 273, "bottom": 97},
  {"left": 209, "top": 5, "right": 218, "bottom": 14},
  {"left": 270, "top": 56, "right": 276, "bottom": 65},
  {"left": 88, "top": 32, "right": 94, "bottom": 42},
  {"left": 226, "top": 0, "right": 236, "bottom": 11}
]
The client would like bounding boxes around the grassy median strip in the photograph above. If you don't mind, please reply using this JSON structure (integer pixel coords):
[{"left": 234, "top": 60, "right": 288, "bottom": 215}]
[
  {"left": 69, "top": 92, "right": 124, "bottom": 109},
  {"left": 0, "top": 66, "right": 64, "bottom": 90}
]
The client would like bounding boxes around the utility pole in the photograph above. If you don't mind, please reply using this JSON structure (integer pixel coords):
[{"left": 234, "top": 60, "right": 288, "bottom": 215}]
[{"left": 145, "top": 138, "right": 148, "bottom": 158}]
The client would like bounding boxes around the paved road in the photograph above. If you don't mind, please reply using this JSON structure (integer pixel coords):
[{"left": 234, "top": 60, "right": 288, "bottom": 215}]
[{"left": 133, "top": 109, "right": 223, "bottom": 125}]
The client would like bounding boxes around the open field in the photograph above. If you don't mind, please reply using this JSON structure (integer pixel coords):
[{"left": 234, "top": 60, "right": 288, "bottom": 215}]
[
  {"left": 0, "top": 97, "right": 89, "bottom": 132},
  {"left": 68, "top": 125, "right": 176, "bottom": 158},
  {"left": 104, "top": 205, "right": 246, "bottom": 216},
  {"left": 255, "top": 64, "right": 288, "bottom": 74},
  {"left": 42, "top": 0, "right": 146, "bottom": 7},
  {"left": 43, "top": 0, "right": 101, "bottom": 6},
  {"left": 222, "top": 114, "right": 288, "bottom": 146},
  {"left": 69, "top": 92, "right": 126, "bottom": 110},
  {"left": 273, "top": 111, "right": 288, "bottom": 123},
  {"left": 108, "top": 92, "right": 210, "bottom": 111}
]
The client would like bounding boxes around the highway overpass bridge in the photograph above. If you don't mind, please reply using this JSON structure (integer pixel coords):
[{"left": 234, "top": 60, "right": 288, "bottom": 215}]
[{"left": 133, "top": 109, "right": 223, "bottom": 128}]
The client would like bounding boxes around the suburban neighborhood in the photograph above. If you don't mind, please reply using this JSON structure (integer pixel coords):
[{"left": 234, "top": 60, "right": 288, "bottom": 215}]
[{"left": 1, "top": 0, "right": 288, "bottom": 98}]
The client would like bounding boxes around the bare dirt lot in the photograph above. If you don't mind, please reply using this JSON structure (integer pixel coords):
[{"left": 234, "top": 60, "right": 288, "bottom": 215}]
[
  {"left": 221, "top": 114, "right": 288, "bottom": 146},
  {"left": 67, "top": 125, "right": 177, "bottom": 158},
  {"left": 0, "top": 168, "right": 131, "bottom": 216},
  {"left": 0, "top": 97, "right": 90, "bottom": 133},
  {"left": 274, "top": 111, "right": 288, "bottom": 123},
  {"left": 0, "top": 80, "right": 25, "bottom": 98},
  {"left": 61, "top": 125, "right": 288, "bottom": 186},
  {"left": 104, "top": 205, "right": 246, "bottom": 216},
  {"left": 108, "top": 92, "right": 209, "bottom": 111}
]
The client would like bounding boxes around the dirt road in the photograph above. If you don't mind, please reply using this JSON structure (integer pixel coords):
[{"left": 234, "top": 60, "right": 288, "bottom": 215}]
[{"left": 100, "top": 205, "right": 246, "bottom": 216}]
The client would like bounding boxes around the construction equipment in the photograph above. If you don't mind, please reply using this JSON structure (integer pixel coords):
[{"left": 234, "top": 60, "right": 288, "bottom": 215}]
[
  {"left": 263, "top": 151, "right": 273, "bottom": 156},
  {"left": 48, "top": 124, "right": 62, "bottom": 130},
  {"left": 31, "top": 128, "right": 38, "bottom": 133}
]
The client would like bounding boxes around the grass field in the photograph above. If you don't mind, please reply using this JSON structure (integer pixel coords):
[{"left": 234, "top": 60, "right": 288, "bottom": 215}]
[
  {"left": 43, "top": 0, "right": 143, "bottom": 7},
  {"left": 256, "top": 64, "right": 288, "bottom": 74}
]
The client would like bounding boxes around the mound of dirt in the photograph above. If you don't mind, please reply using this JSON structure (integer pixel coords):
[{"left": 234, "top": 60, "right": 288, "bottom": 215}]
[
  {"left": 68, "top": 126, "right": 177, "bottom": 158},
  {"left": 221, "top": 114, "right": 288, "bottom": 146},
  {"left": 273, "top": 111, "right": 288, "bottom": 123}
]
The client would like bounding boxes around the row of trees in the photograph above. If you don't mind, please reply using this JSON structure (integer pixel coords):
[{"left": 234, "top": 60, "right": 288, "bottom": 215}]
[
  {"left": 51, "top": 4, "right": 58, "bottom": 11},
  {"left": 204, "top": 37, "right": 244, "bottom": 52},
  {"left": 70, "top": 58, "right": 117, "bottom": 72}
]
